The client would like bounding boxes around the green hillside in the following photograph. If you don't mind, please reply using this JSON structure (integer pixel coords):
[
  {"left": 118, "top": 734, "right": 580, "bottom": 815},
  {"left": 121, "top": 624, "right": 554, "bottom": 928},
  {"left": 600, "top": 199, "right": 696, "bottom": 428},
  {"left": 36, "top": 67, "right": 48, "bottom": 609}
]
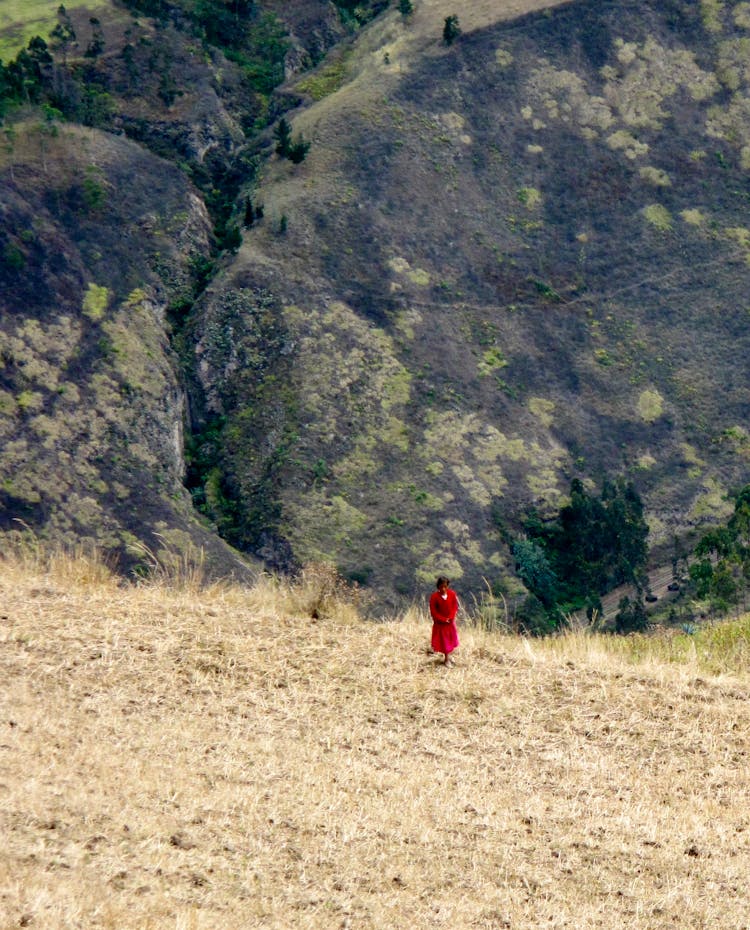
[{"left": 0, "top": 2, "right": 102, "bottom": 63}]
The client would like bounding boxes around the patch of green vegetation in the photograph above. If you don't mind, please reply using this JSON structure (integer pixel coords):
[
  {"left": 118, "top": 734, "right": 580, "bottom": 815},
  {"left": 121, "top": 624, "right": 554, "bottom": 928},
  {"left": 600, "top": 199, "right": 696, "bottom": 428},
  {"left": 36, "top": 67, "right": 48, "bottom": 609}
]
[
  {"left": 284, "top": 491, "right": 368, "bottom": 564},
  {"left": 82, "top": 166, "right": 107, "bottom": 211},
  {"left": 0, "top": 390, "right": 17, "bottom": 415},
  {"left": 526, "top": 468, "right": 561, "bottom": 500},
  {"left": 477, "top": 347, "right": 507, "bottom": 377},
  {"left": 16, "top": 390, "right": 44, "bottom": 412},
  {"left": 735, "top": 3, "right": 750, "bottom": 29},
  {"left": 528, "top": 397, "right": 555, "bottom": 427},
  {"left": 517, "top": 187, "right": 542, "bottom": 210},
  {"left": 680, "top": 442, "right": 706, "bottom": 478},
  {"left": 607, "top": 130, "right": 649, "bottom": 159},
  {"left": 637, "top": 389, "right": 664, "bottom": 422},
  {"left": 525, "top": 64, "right": 613, "bottom": 135},
  {"left": 329, "top": 0, "right": 385, "bottom": 27},
  {"left": 532, "top": 279, "right": 561, "bottom": 301},
  {"left": 680, "top": 208, "right": 706, "bottom": 225},
  {"left": 0, "top": 0, "right": 106, "bottom": 62},
  {"left": 725, "top": 226, "right": 750, "bottom": 258},
  {"left": 688, "top": 478, "right": 733, "bottom": 522},
  {"left": 102, "top": 305, "right": 170, "bottom": 398},
  {"left": 495, "top": 47, "right": 514, "bottom": 68},
  {"left": 387, "top": 256, "right": 431, "bottom": 287},
  {"left": 715, "top": 425, "right": 750, "bottom": 456},
  {"left": 700, "top": 0, "right": 725, "bottom": 33},
  {"left": 605, "top": 37, "right": 719, "bottom": 129},
  {"left": 416, "top": 550, "right": 464, "bottom": 585},
  {"left": 394, "top": 308, "right": 422, "bottom": 340},
  {"left": 641, "top": 204, "right": 673, "bottom": 232},
  {"left": 2, "top": 242, "right": 25, "bottom": 270},
  {"left": 82, "top": 283, "right": 110, "bottom": 320},
  {"left": 407, "top": 267, "right": 430, "bottom": 286},
  {"left": 296, "top": 52, "right": 351, "bottom": 101},
  {"left": 639, "top": 166, "right": 671, "bottom": 186}
]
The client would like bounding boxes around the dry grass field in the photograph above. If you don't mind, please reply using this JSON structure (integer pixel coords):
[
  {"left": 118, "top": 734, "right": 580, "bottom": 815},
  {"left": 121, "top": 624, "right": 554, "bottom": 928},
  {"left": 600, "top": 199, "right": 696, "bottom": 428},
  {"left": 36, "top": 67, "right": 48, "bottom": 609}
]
[{"left": 2, "top": 550, "right": 750, "bottom": 929}]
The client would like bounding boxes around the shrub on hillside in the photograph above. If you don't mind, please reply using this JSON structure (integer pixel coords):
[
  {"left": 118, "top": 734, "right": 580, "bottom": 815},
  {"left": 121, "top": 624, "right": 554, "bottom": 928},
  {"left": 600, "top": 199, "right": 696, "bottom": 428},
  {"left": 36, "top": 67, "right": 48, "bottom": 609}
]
[
  {"left": 615, "top": 595, "right": 649, "bottom": 633},
  {"left": 291, "top": 562, "right": 368, "bottom": 620},
  {"left": 443, "top": 15, "right": 461, "bottom": 45},
  {"left": 274, "top": 117, "right": 310, "bottom": 163}
]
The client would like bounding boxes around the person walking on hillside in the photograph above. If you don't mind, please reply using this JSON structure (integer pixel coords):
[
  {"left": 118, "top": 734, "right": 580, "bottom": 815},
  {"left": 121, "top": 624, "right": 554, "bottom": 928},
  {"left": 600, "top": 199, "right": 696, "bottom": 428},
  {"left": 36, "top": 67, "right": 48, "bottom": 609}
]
[{"left": 429, "top": 576, "right": 460, "bottom": 666}]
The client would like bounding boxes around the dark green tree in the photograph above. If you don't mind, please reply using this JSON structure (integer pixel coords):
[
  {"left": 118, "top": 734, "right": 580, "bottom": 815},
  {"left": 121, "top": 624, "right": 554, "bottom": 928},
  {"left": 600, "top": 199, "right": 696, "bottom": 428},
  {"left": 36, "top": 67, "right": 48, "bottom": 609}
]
[
  {"left": 518, "top": 477, "right": 650, "bottom": 622},
  {"left": 399, "top": 0, "right": 414, "bottom": 16},
  {"left": 686, "top": 484, "right": 750, "bottom": 612},
  {"left": 274, "top": 117, "right": 310, "bottom": 163},
  {"left": 615, "top": 595, "right": 649, "bottom": 634},
  {"left": 274, "top": 117, "right": 292, "bottom": 157},
  {"left": 443, "top": 14, "right": 460, "bottom": 45},
  {"left": 695, "top": 527, "right": 735, "bottom": 560},
  {"left": 50, "top": 5, "right": 77, "bottom": 64},
  {"left": 515, "top": 593, "right": 557, "bottom": 636},
  {"left": 512, "top": 538, "right": 558, "bottom": 608},
  {"left": 287, "top": 136, "right": 310, "bottom": 163},
  {"left": 689, "top": 558, "right": 713, "bottom": 598},
  {"left": 85, "top": 17, "right": 105, "bottom": 58},
  {"left": 728, "top": 484, "right": 750, "bottom": 547},
  {"left": 710, "top": 562, "right": 738, "bottom": 614}
]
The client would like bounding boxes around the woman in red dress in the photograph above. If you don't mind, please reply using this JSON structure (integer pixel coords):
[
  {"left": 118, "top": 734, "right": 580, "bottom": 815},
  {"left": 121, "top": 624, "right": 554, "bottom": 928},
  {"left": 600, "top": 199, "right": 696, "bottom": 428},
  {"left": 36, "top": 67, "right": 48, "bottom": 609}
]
[{"left": 429, "top": 576, "right": 460, "bottom": 666}]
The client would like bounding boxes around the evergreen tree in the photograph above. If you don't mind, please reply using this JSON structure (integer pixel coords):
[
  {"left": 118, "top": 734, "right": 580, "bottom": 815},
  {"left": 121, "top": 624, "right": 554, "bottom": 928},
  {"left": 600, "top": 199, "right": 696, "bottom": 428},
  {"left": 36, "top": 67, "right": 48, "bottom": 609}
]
[
  {"left": 615, "top": 595, "right": 649, "bottom": 634},
  {"left": 274, "top": 117, "right": 310, "bottom": 163},
  {"left": 274, "top": 117, "right": 292, "bottom": 157},
  {"left": 518, "top": 477, "right": 650, "bottom": 619},
  {"left": 512, "top": 538, "right": 558, "bottom": 608},
  {"left": 443, "top": 15, "right": 460, "bottom": 45},
  {"left": 85, "top": 17, "right": 105, "bottom": 58},
  {"left": 50, "top": 6, "right": 77, "bottom": 64},
  {"left": 287, "top": 136, "right": 310, "bottom": 163}
]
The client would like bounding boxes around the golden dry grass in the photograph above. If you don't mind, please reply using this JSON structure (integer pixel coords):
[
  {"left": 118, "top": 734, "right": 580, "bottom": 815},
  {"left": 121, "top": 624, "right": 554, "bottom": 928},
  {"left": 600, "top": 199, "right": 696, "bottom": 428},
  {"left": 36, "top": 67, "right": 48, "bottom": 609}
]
[{"left": 2, "top": 552, "right": 750, "bottom": 929}]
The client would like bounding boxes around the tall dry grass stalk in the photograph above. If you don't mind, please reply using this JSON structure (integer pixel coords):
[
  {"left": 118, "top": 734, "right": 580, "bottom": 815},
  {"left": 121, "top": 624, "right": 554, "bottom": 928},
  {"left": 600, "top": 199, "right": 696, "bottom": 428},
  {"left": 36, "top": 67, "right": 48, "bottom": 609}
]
[{"left": 2, "top": 547, "right": 750, "bottom": 929}]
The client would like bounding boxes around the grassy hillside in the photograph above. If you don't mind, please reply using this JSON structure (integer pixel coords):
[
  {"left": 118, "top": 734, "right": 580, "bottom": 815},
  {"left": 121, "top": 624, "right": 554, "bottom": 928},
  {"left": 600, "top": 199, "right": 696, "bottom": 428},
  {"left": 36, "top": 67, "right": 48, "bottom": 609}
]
[
  {"left": 2, "top": 548, "right": 750, "bottom": 928},
  {"left": 0, "top": 2, "right": 108, "bottom": 63},
  {"left": 189, "top": 0, "right": 750, "bottom": 598}
]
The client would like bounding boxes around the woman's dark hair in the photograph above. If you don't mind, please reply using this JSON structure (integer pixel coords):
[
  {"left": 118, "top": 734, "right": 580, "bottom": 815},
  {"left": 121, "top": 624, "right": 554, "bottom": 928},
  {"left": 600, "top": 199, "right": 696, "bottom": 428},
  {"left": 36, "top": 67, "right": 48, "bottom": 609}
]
[{"left": 436, "top": 576, "right": 450, "bottom": 588}]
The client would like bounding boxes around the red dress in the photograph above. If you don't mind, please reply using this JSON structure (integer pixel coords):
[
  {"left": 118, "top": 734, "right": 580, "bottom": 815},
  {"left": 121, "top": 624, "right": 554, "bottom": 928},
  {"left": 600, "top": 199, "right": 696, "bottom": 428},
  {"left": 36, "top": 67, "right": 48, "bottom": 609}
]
[{"left": 430, "top": 589, "right": 459, "bottom": 655}]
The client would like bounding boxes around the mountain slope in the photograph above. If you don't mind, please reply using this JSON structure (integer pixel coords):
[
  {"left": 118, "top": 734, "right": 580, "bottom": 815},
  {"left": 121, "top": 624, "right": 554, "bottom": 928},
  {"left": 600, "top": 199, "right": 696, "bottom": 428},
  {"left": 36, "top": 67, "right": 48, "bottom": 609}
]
[
  {"left": 191, "top": 0, "right": 750, "bottom": 597},
  {"left": 0, "top": 0, "right": 351, "bottom": 577},
  {"left": 0, "top": 117, "right": 253, "bottom": 576},
  {"left": 1, "top": 0, "right": 749, "bottom": 600}
]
